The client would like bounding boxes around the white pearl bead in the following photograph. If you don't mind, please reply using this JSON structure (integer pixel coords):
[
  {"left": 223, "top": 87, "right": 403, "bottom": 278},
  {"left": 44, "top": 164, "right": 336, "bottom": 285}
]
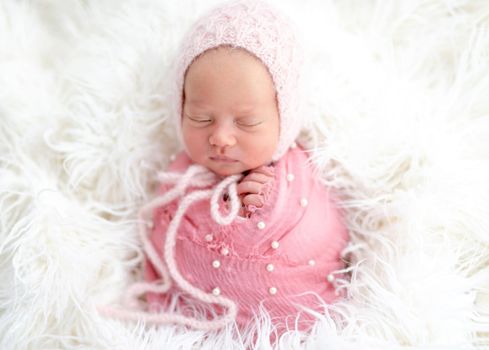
[
  {"left": 286, "top": 173, "right": 295, "bottom": 182},
  {"left": 146, "top": 221, "right": 154, "bottom": 229},
  {"left": 271, "top": 241, "right": 280, "bottom": 249},
  {"left": 170, "top": 154, "right": 176, "bottom": 161},
  {"left": 212, "top": 260, "right": 221, "bottom": 268},
  {"left": 212, "top": 287, "right": 221, "bottom": 296},
  {"left": 300, "top": 198, "right": 308, "bottom": 207},
  {"left": 327, "top": 274, "right": 335, "bottom": 282},
  {"left": 266, "top": 263, "right": 274, "bottom": 272},
  {"left": 220, "top": 247, "right": 229, "bottom": 256},
  {"left": 308, "top": 259, "right": 316, "bottom": 266},
  {"left": 269, "top": 287, "right": 277, "bottom": 295},
  {"left": 290, "top": 141, "right": 297, "bottom": 149},
  {"left": 257, "top": 221, "right": 266, "bottom": 230},
  {"left": 204, "top": 234, "right": 213, "bottom": 242}
]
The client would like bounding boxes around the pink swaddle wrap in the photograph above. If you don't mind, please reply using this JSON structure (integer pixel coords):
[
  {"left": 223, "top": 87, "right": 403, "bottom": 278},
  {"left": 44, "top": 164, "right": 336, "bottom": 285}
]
[{"left": 144, "top": 145, "right": 349, "bottom": 331}]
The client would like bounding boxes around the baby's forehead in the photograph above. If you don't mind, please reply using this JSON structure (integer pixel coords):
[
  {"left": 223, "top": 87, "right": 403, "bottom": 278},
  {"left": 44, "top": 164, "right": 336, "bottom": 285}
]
[
  {"left": 185, "top": 99, "right": 260, "bottom": 113},
  {"left": 183, "top": 46, "right": 277, "bottom": 105}
]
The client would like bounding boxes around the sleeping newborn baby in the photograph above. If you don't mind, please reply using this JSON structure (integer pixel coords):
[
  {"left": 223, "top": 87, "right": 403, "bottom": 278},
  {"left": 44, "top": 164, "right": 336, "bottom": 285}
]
[{"left": 99, "top": 0, "right": 349, "bottom": 334}]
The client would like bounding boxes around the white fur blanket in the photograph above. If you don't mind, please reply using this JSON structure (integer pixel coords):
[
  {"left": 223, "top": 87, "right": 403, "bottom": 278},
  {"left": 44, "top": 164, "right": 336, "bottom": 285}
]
[{"left": 1, "top": 0, "right": 489, "bottom": 349}]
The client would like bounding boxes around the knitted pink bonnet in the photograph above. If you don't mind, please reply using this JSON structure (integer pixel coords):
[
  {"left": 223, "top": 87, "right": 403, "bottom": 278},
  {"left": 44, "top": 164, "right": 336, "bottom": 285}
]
[{"left": 172, "top": 0, "right": 304, "bottom": 161}]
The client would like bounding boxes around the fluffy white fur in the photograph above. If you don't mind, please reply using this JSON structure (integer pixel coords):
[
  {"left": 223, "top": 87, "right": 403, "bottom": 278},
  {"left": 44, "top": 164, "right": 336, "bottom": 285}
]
[{"left": 1, "top": 0, "right": 488, "bottom": 349}]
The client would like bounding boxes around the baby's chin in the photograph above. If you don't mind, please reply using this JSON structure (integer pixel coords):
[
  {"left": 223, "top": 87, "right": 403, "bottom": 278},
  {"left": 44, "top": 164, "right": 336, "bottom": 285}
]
[
  {"left": 198, "top": 158, "right": 253, "bottom": 177},
  {"left": 206, "top": 162, "right": 249, "bottom": 177}
]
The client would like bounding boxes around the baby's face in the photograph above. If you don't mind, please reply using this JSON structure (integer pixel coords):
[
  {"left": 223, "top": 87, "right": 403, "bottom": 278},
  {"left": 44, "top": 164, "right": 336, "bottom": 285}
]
[{"left": 182, "top": 47, "right": 279, "bottom": 176}]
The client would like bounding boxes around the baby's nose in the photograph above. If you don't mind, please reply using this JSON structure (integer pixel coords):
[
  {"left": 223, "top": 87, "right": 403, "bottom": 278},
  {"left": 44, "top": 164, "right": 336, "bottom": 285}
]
[{"left": 209, "top": 125, "right": 236, "bottom": 148}]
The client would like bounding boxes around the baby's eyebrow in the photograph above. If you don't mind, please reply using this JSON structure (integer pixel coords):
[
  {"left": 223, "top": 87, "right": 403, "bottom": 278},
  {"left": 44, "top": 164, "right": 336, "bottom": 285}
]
[
  {"left": 186, "top": 100, "right": 210, "bottom": 109},
  {"left": 233, "top": 105, "right": 256, "bottom": 113}
]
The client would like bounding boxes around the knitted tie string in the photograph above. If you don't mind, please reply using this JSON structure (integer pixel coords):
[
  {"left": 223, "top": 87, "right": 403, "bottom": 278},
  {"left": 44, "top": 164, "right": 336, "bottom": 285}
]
[
  {"left": 100, "top": 164, "right": 242, "bottom": 330},
  {"left": 210, "top": 173, "right": 242, "bottom": 225},
  {"left": 135, "top": 165, "right": 215, "bottom": 295}
]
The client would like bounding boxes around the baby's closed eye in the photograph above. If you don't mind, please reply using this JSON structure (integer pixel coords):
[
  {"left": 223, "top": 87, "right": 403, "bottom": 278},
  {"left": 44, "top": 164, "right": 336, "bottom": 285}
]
[
  {"left": 186, "top": 114, "right": 211, "bottom": 123},
  {"left": 236, "top": 117, "right": 263, "bottom": 127}
]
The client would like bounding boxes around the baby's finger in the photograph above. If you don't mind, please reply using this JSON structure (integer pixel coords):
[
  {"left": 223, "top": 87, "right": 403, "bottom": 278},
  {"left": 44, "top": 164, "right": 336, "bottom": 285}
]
[
  {"left": 242, "top": 172, "right": 271, "bottom": 184},
  {"left": 237, "top": 180, "right": 263, "bottom": 195},
  {"left": 242, "top": 193, "right": 264, "bottom": 207},
  {"left": 250, "top": 165, "right": 274, "bottom": 177}
]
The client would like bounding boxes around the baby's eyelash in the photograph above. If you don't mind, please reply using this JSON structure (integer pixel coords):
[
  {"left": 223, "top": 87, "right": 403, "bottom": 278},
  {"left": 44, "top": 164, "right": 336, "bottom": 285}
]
[
  {"left": 187, "top": 115, "right": 211, "bottom": 123},
  {"left": 236, "top": 119, "right": 263, "bottom": 127},
  {"left": 185, "top": 114, "right": 262, "bottom": 126}
]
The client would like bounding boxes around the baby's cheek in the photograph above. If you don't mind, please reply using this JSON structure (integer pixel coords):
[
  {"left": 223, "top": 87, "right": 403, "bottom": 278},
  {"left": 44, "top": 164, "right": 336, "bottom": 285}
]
[
  {"left": 183, "top": 129, "right": 207, "bottom": 162},
  {"left": 241, "top": 135, "right": 276, "bottom": 165}
]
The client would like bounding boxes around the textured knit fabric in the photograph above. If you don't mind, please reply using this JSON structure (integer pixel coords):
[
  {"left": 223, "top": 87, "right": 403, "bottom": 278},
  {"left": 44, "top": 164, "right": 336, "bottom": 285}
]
[
  {"left": 144, "top": 145, "right": 349, "bottom": 331},
  {"left": 171, "top": 0, "right": 304, "bottom": 161}
]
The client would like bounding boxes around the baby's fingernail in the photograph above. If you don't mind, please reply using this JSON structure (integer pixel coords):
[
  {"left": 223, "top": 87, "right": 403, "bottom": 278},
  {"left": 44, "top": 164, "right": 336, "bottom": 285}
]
[{"left": 257, "top": 197, "right": 265, "bottom": 206}]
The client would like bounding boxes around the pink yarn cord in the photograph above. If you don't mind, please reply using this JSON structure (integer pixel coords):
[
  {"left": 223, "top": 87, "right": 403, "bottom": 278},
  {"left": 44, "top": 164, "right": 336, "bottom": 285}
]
[{"left": 97, "top": 165, "right": 243, "bottom": 330}]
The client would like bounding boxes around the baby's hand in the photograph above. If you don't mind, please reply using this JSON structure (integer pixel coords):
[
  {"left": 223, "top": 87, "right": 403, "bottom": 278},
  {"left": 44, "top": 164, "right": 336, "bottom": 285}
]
[{"left": 237, "top": 165, "right": 274, "bottom": 215}]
